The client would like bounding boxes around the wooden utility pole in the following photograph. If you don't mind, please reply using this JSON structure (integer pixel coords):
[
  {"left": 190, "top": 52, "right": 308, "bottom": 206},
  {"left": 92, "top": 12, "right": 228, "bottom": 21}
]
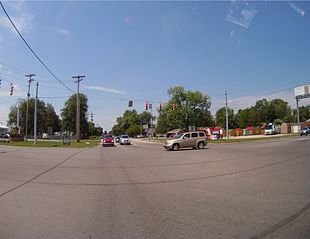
[
  {"left": 73, "top": 75, "right": 85, "bottom": 142},
  {"left": 34, "top": 82, "right": 39, "bottom": 145},
  {"left": 25, "top": 74, "right": 35, "bottom": 141}
]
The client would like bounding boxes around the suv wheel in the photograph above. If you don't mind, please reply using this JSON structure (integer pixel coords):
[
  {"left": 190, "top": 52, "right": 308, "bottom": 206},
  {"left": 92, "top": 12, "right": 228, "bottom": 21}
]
[
  {"left": 198, "top": 142, "right": 204, "bottom": 149},
  {"left": 172, "top": 143, "right": 180, "bottom": 151}
]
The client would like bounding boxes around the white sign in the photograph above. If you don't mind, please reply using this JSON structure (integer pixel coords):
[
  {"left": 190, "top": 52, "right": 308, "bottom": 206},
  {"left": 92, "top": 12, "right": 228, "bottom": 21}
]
[{"left": 294, "top": 85, "right": 310, "bottom": 99}]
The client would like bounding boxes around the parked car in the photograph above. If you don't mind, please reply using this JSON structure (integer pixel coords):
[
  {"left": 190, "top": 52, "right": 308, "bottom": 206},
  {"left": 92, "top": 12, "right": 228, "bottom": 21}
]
[
  {"left": 164, "top": 131, "right": 207, "bottom": 151},
  {"left": 300, "top": 126, "right": 310, "bottom": 136},
  {"left": 101, "top": 135, "right": 115, "bottom": 147},
  {"left": 119, "top": 135, "right": 131, "bottom": 145}
]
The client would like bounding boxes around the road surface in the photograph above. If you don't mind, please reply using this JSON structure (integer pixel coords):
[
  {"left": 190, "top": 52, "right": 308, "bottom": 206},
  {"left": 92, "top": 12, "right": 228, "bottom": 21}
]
[{"left": 0, "top": 137, "right": 309, "bottom": 239}]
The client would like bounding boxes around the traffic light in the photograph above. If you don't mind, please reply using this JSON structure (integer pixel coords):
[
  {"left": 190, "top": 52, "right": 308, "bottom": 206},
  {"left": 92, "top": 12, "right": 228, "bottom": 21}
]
[
  {"left": 128, "top": 100, "right": 133, "bottom": 107},
  {"left": 145, "top": 101, "right": 149, "bottom": 110},
  {"left": 173, "top": 103, "right": 176, "bottom": 110},
  {"left": 0, "top": 78, "right": 1, "bottom": 88},
  {"left": 159, "top": 103, "right": 163, "bottom": 110},
  {"left": 9, "top": 83, "right": 14, "bottom": 96}
]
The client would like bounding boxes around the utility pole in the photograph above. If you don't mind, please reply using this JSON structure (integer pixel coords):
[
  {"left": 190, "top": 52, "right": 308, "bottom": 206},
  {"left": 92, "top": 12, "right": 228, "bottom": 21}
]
[
  {"left": 296, "top": 97, "right": 300, "bottom": 130},
  {"left": 225, "top": 91, "right": 229, "bottom": 140},
  {"left": 73, "top": 75, "right": 85, "bottom": 142},
  {"left": 90, "top": 112, "right": 94, "bottom": 138},
  {"left": 34, "top": 82, "right": 39, "bottom": 145},
  {"left": 25, "top": 74, "right": 35, "bottom": 141},
  {"left": 17, "top": 107, "right": 20, "bottom": 135}
]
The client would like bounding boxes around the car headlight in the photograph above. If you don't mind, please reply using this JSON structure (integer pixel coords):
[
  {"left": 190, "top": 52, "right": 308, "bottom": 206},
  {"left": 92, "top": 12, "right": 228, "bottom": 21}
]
[{"left": 166, "top": 141, "right": 173, "bottom": 146}]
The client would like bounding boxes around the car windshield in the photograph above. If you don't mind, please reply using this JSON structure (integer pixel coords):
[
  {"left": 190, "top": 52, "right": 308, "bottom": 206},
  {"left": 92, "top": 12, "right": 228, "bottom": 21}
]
[{"left": 0, "top": 2, "right": 309, "bottom": 239}]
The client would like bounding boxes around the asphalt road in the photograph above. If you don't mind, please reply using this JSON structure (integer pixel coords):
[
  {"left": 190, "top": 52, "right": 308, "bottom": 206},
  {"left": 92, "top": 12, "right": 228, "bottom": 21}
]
[{"left": 0, "top": 137, "right": 309, "bottom": 239}]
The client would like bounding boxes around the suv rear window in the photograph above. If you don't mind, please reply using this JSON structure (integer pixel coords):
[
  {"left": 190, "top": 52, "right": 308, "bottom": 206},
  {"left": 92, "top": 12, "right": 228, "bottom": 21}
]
[{"left": 199, "top": 132, "right": 205, "bottom": 137}]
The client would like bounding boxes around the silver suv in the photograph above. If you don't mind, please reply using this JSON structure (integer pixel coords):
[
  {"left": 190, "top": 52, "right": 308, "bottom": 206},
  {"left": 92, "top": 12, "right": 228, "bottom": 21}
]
[{"left": 164, "top": 131, "right": 207, "bottom": 151}]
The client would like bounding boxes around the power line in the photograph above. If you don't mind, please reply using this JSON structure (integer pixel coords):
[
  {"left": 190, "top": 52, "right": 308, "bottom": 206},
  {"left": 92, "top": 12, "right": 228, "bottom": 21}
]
[
  {"left": 0, "top": 1, "right": 73, "bottom": 93},
  {"left": 0, "top": 61, "right": 27, "bottom": 76}
]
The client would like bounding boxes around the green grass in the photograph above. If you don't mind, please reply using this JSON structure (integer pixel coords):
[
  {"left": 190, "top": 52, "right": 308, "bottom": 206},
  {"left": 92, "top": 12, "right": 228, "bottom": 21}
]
[{"left": 0, "top": 139, "right": 100, "bottom": 148}]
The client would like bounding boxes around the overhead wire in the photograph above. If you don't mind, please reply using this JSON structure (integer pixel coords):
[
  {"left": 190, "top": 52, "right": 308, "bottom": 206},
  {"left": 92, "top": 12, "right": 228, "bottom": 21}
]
[
  {"left": 0, "top": 1, "right": 74, "bottom": 93},
  {"left": 0, "top": 61, "right": 27, "bottom": 76}
]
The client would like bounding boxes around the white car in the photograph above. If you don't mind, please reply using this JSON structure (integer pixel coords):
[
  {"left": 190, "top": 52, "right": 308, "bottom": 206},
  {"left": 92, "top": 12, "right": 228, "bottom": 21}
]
[{"left": 119, "top": 135, "right": 131, "bottom": 145}]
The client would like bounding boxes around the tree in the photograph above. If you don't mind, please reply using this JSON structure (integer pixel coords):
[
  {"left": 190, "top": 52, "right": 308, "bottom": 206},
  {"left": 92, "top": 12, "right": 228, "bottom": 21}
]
[
  {"left": 215, "top": 107, "right": 237, "bottom": 129},
  {"left": 139, "top": 111, "right": 153, "bottom": 127},
  {"left": 156, "top": 86, "right": 214, "bottom": 133},
  {"left": 61, "top": 94, "right": 89, "bottom": 135},
  {"left": 254, "top": 99, "right": 269, "bottom": 123},
  {"left": 111, "top": 110, "right": 156, "bottom": 136},
  {"left": 300, "top": 106, "right": 310, "bottom": 122},
  {"left": 8, "top": 99, "right": 60, "bottom": 135},
  {"left": 126, "top": 125, "right": 142, "bottom": 137},
  {"left": 268, "top": 99, "right": 292, "bottom": 123},
  {"left": 111, "top": 110, "right": 140, "bottom": 136},
  {"left": 44, "top": 103, "right": 61, "bottom": 132}
]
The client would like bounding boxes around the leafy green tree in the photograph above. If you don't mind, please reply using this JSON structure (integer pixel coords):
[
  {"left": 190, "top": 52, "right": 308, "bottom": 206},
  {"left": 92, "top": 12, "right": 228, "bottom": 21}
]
[
  {"left": 254, "top": 99, "right": 269, "bottom": 123},
  {"left": 300, "top": 105, "right": 310, "bottom": 122},
  {"left": 215, "top": 107, "right": 237, "bottom": 129},
  {"left": 268, "top": 99, "right": 292, "bottom": 123},
  {"left": 293, "top": 105, "right": 310, "bottom": 123},
  {"left": 126, "top": 125, "right": 142, "bottom": 137},
  {"left": 44, "top": 103, "right": 61, "bottom": 132},
  {"left": 8, "top": 99, "right": 60, "bottom": 135},
  {"left": 111, "top": 123, "right": 123, "bottom": 136},
  {"left": 61, "top": 94, "right": 89, "bottom": 135},
  {"left": 139, "top": 111, "right": 153, "bottom": 127},
  {"left": 123, "top": 110, "right": 139, "bottom": 129},
  {"left": 235, "top": 107, "right": 259, "bottom": 128},
  {"left": 111, "top": 110, "right": 155, "bottom": 136},
  {"left": 156, "top": 86, "right": 214, "bottom": 133}
]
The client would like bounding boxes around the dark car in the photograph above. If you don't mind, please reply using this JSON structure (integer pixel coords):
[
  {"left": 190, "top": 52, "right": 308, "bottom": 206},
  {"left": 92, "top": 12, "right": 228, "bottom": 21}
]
[
  {"left": 115, "top": 135, "right": 120, "bottom": 143},
  {"left": 101, "top": 135, "right": 115, "bottom": 147},
  {"left": 300, "top": 126, "right": 310, "bottom": 136}
]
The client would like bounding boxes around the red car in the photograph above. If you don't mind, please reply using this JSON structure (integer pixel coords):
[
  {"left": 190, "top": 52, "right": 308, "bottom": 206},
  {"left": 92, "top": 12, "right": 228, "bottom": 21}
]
[{"left": 101, "top": 135, "right": 114, "bottom": 147}]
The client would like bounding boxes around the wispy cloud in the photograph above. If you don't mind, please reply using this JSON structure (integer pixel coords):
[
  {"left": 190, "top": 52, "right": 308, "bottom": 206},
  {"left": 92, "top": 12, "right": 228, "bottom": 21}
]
[
  {"left": 57, "top": 28, "right": 70, "bottom": 37},
  {"left": 83, "top": 85, "right": 126, "bottom": 95},
  {"left": 0, "top": 2, "right": 33, "bottom": 34}
]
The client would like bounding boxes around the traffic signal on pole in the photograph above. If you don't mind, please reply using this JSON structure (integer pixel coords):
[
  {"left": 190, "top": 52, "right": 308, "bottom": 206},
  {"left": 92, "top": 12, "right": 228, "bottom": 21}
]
[
  {"left": 128, "top": 100, "right": 133, "bottom": 107},
  {"left": 10, "top": 83, "right": 14, "bottom": 96},
  {"left": 146, "top": 101, "right": 149, "bottom": 110},
  {"left": 173, "top": 103, "right": 176, "bottom": 110},
  {"left": 159, "top": 103, "right": 163, "bottom": 110}
]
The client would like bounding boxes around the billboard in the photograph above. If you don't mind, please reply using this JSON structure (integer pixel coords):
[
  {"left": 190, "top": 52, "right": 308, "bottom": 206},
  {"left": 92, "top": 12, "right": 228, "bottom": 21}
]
[{"left": 294, "top": 85, "right": 310, "bottom": 99}]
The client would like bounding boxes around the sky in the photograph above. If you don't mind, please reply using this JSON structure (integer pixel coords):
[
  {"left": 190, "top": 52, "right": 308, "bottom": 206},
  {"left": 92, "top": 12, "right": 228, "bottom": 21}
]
[{"left": 0, "top": 0, "right": 309, "bottom": 131}]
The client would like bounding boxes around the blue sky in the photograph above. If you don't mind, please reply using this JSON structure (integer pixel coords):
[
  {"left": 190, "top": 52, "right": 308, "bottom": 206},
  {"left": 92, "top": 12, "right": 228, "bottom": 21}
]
[{"left": 0, "top": 1, "right": 309, "bottom": 131}]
